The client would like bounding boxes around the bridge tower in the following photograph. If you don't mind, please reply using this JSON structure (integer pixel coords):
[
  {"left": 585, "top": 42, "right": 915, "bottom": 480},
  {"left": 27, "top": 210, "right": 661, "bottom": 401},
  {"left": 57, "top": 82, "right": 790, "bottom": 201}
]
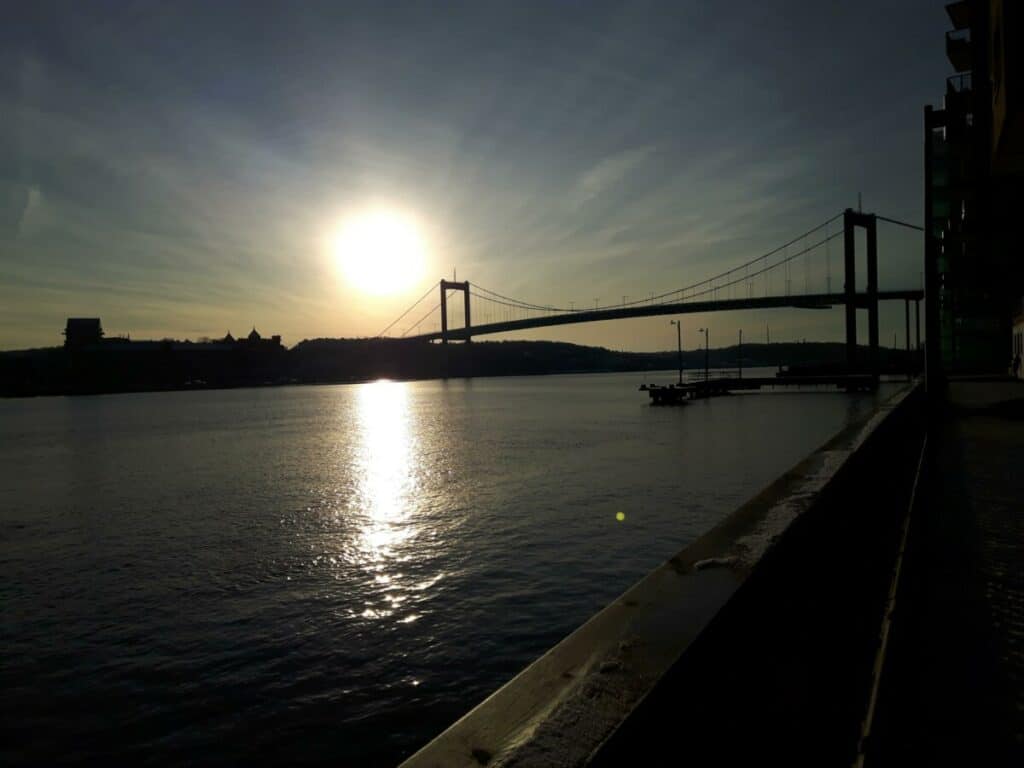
[
  {"left": 439, "top": 280, "right": 471, "bottom": 344},
  {"left": 843, "top": 209, "right": 880, "bottom": 380}
]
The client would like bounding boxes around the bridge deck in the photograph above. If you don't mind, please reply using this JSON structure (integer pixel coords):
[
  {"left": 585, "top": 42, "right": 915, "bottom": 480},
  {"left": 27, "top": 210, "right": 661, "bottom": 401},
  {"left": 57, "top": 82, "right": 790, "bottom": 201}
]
[{"left": 406, "top": 290, "right": 923, "bottom": 342}]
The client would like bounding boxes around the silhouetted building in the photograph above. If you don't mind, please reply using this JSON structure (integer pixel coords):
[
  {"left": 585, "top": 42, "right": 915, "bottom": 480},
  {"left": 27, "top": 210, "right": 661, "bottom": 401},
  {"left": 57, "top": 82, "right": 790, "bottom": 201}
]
[
  {"left": 58, "top": 320, "right": 282, "bottom": 353},
  {"left": 242, "top": 327, "right": 282, "bottom": 348},
  {"left": 925, "top": 0, "right": 1023, "bottom": 375},
  {"left": 63, "top": 318, "right": 103, "bottom": 348}
]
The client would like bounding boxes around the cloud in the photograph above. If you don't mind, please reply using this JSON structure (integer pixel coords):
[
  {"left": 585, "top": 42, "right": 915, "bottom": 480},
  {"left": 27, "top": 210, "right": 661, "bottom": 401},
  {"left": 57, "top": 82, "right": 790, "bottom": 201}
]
[
  {"left": 16, "top": 185, "right": 45, "bottom": 238},
  {"left": 572, "top": 145, "right": 655, "bottom": 208},
  {"left": 0, "top": 183, "right": 30, "bottom": 239}
]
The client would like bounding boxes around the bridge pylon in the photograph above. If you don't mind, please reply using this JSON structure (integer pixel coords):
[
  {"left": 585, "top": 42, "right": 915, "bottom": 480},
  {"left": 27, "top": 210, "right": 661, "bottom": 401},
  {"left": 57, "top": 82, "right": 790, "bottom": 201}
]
[
  {"left": 440, "top": 280, "right": 471, "bottom": 344},
  {"left": 843, "top": 209, "right": 880, "bottom": 381}
]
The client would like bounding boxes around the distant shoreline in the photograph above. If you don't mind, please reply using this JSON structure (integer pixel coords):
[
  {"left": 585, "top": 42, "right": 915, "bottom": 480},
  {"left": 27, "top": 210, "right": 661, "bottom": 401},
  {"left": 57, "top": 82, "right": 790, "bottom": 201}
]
[{"left": 0, "top": 338, "right": 915, "bottom": 399}]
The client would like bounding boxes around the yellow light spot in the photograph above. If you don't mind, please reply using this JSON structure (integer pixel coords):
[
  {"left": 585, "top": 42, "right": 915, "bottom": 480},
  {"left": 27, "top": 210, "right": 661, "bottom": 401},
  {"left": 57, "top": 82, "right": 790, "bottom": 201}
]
[{"left": 616, "top": 511, "right": 625, "bottom": 522}]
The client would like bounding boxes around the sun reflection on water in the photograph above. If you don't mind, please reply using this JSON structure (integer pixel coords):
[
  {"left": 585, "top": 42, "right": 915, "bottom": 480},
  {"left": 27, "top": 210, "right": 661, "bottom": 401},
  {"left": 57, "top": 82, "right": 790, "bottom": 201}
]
[
  {"left": 354, "top": 380, "right": 418, "bottom": 566},
  {"left": 300, "top": 379, "right": 455, "bottom": 624}
]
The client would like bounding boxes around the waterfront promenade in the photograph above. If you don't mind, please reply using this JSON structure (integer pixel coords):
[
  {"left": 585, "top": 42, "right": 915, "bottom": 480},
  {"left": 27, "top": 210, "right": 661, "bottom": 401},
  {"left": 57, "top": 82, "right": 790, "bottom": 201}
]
[
  {"left": 402, "top": 379, "right": 1024, "bottom": 766},
  {"left": 596, "top": 379, "right": 1024, "bottom": 766},
  {"left": 870, "top": 379, "right": 1024, "bottom": 765},
  {"left": 402, "top": 385, "right": 926, "bottom": 766}
]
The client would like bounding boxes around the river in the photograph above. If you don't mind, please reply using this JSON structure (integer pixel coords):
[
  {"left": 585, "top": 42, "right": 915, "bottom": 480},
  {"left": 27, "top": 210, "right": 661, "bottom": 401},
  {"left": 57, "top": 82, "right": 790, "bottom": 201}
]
[{"left": 0, "top": 371, "right": 899, "bottom": 766}]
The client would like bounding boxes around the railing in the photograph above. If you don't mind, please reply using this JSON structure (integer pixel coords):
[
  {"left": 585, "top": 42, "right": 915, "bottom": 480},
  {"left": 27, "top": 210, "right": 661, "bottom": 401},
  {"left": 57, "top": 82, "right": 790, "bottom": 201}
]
[{"left": 946, "top": 72, "right": 972, "bottom": 94}]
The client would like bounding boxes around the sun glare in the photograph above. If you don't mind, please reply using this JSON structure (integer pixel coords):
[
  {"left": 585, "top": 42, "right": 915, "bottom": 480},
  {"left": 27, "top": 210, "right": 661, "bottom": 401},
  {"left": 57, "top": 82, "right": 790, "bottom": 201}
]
[{"left": 332, "top": 210, "right": 427, "bottom": 296}]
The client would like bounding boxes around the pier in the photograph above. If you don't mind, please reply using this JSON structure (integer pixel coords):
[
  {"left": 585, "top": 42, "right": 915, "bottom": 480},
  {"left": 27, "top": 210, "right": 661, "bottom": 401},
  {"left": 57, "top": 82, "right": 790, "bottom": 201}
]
[{"left": 640, "top": 374, "right": 879, "bottom": 403}]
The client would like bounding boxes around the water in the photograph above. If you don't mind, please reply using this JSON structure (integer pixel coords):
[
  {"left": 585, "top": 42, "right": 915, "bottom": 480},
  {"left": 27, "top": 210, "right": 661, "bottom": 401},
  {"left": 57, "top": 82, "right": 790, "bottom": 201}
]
[{"left": 0, "top": 372, "right": 898, "bottom": 766}]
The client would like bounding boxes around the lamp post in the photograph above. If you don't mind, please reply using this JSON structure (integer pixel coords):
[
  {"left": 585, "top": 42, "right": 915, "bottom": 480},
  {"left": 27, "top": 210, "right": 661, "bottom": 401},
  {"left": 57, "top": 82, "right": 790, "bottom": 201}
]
[
  {"left": 670, "top": 320, "right": 682, "bottom": 385},
  {"left": 738, "top": 329, "right": 743, "bottom": 379},
  {"left": 698, "top": 327, "right": 709, "bottom": 383}
]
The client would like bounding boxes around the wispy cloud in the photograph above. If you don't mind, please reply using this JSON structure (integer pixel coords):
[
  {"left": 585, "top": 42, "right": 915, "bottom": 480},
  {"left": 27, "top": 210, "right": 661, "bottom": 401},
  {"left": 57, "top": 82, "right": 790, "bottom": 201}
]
[{"left": 572, "top": 145, "right": 655, "bottom": 208}]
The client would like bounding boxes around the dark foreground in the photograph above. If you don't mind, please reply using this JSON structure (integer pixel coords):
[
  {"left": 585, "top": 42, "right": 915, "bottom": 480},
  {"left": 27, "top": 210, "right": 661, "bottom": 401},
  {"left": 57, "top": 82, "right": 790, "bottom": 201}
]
[
  {"left": 404, "top": 379, "right": 1023, "bottom": 766},
  {"left": 617, "top": 379, "right": 1024, "bottom": 767},
  {"left": 870, "top": 379, "right": 1023, "bottom": 766},
  {"left": 590, "top": 387, "right": 926, "bottom": 766}
]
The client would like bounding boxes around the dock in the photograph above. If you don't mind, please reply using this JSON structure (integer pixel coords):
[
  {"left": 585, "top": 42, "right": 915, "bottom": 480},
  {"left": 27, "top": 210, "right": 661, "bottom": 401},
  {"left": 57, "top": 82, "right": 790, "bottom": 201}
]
[{"left": 640, "top": 374, "right": 879, "bottom": 403}]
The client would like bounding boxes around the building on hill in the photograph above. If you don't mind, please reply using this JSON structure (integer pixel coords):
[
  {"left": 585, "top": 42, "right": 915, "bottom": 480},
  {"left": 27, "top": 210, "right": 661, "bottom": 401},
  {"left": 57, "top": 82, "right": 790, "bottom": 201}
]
[
  {"left": 243, "top": 327, "right": 282, "bottom": 348},
  {"left": 63, "top": 318, "right": 103, "bottom": 348},
  {"left": 58, "top": 319, "right": 282, "bottom": 351}
]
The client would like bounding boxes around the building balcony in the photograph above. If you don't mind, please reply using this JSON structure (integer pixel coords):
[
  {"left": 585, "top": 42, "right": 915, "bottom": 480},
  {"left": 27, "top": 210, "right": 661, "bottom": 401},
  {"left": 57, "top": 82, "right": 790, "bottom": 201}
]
[
  {"left": 946, "top": 29, "right": 972, "bottom": 73},
  {"left": 945, "top": 1, "right": 970, "bottom": 31},
  {"left": 947, "top": 72, "right": 972, "bottom": 94},
  {"left": 945, "top": 73, "right": 973, "bottom": 115}
]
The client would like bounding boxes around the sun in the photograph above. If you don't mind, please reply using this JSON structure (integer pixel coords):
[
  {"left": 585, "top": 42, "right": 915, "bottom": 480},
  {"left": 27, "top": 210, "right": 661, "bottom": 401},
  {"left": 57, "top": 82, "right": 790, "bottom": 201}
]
[{"left": 332, "top": 209, "right": 428, "bottom": 296}]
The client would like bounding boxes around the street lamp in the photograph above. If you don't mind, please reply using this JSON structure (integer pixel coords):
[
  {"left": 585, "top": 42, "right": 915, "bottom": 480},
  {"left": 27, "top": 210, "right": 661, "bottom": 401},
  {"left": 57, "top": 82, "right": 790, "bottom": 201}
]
[
  {"left": 669, "top": 320, "right": 683, "bottom": 385},
  {"left": 698, "top": 327, "right": 709, "bottom": 383},
  {"left": 738, "top": 329, "right": 743, "bottom": 379}
]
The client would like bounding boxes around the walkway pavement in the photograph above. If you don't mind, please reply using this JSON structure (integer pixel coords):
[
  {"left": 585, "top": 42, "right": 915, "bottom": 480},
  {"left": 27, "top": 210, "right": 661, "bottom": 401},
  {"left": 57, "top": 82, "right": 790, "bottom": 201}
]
[{"left": 872, "top": 379, "right": 1024, "bottom": 766}]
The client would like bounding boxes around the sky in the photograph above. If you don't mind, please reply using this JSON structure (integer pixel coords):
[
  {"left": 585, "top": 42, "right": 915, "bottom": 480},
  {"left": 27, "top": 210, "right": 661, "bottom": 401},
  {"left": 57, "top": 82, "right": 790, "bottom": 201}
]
[{"left": 0, "top": 1, "right": 951, "bottom": 352}]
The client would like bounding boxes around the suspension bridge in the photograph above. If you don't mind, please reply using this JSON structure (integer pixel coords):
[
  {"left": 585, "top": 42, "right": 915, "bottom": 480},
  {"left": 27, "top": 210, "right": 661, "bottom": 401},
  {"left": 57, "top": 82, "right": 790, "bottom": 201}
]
[{"left": 378, "top": 210, "right": 924, "bottom": 378}]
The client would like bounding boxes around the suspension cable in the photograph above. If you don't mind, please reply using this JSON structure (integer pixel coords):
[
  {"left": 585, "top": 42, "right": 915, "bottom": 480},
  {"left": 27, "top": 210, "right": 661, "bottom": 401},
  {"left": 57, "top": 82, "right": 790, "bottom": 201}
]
[
  {"left": 376, "top": 283, "right": 438, "bottom": 337},
  {"left": 472, "top": 211, "right": 845, "bottom": 313},
  {"left": 472, "top": 291, "right": 551, "bottom": 312},
  {"left": 399, "top": 294, "right": 448, "bottom": 337},
  {"left": 473, "top": 230, "right": 844, "bottom": 320},
  {"left": 471, "top": 284, "right": 569, "bottom": 312},
  {"left": 384, "top": 209, "right": 884, "bottom": 334},
  {"left": 679, "top": 230, "right": 843, "bottom": 302},
  {"left": 876, "top": 215, "right": 924, "bottom": 232}
]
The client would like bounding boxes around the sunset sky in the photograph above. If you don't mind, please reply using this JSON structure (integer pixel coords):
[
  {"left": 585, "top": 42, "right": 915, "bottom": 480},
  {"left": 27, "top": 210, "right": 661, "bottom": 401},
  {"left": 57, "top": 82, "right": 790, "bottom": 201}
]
[{"left": 1, "top": 1, "right": 949, "bottom": 351}]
